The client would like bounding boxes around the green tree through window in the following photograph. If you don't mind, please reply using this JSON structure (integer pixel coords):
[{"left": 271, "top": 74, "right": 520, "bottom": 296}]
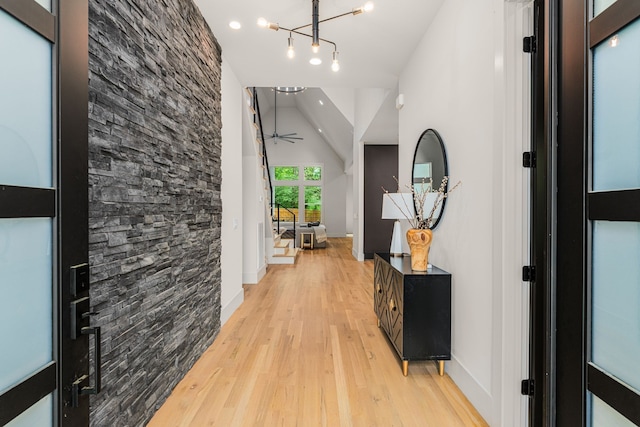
[
  {"left": 274, "top": 186, "right": 298, "bottom": 209},
  {"left": 304, "top": 166, "right": 321, "bottom": 181},
  {"left": 274, "top": 166, "right": 299, "bottom": 181},
  {"left": 272, "top": 165, "right": 322, "bottom": 222}
]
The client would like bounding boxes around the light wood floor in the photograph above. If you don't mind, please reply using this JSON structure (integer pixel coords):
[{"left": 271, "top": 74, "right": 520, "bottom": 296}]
[{"left": 148, "top": 238, "right": 488, "bottom": 426}]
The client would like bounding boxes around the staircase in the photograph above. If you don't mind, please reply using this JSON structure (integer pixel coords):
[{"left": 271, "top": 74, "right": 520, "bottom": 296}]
[{"left": 245, "top": 87, "right": 299, "bottom": 265}]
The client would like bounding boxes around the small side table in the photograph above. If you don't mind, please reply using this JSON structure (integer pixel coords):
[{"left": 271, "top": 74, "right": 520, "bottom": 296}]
[{"left": 300, "top": 232, "right": 314, "bottom": 249}]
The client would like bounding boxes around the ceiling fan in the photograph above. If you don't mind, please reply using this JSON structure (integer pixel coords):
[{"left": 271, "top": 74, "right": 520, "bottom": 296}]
[{"left": 264, "top": 88, "right": 303, "bottom": 144}]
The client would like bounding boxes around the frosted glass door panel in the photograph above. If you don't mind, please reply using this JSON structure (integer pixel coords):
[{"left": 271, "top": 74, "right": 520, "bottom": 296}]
[
  {"left": 6, "top": 394, "right": 52, "bottom": 427},
  {"left": 591, "top": 393, "right": 636, "bottom": 426},
  {"left": 592, "top": 19, "right": 640, "bottom": 191},
  {"left": 0, "top": 219, "right": 53, "bottom": 391},
  {"left": 591, "top": 221, "right": 640, "bottom": 391},
  {"left": 593, "top": 0, "right": 617, "bottom": 18},
  {"left": 0, "top": 9, "right": 52, "bottom": 188}
]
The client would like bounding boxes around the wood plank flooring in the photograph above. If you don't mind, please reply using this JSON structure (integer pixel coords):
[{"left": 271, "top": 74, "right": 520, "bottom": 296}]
[{"left": 148, "top": 238, "right": 488, "bottom": 426}]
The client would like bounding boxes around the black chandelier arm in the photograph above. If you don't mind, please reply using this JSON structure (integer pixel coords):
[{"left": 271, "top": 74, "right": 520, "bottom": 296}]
[
  {"left": 291, "top": 10, "right": 356, "bottom": 32},
  {"left": 278, "top": 26, "right": 337, "bottom": 50}
]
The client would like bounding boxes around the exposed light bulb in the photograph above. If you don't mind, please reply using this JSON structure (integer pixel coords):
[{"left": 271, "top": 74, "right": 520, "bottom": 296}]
[
  {"left": 309, "top": 58, "right": 322, "bottom": 65},
  {"left": 331, "top": 51, "right": 340, "bottom": 72},
  {"left": 287, "top": 36, "right": 295, "bottom": 59},
  {"left": 319, "top": 100, "right": 324, "bottom": 105},
  {"left": 364, "top": 1, "right": 374, "bottom": 12},
  {"left": 257, "top": 17, "right": 268, "bottom": 27},
  {"left": 312, "top": 43, "right": 320, "bottom": 53},
  {"left": 229, "top": 21, "right": 241, "bottom": 30}
]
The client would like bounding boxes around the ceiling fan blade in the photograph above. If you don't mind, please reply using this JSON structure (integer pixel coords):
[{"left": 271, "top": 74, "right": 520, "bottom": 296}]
[
  {"left": 282, "top": 138, "right": 299, "bottom": 143},
  {"left": 278, "top": 132, "right": 298, "bottom": 137}
]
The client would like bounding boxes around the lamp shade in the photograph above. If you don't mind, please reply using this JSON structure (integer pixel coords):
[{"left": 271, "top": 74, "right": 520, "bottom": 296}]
[{"left": 381, "top": 193, "right": 415, "bottom": 220}]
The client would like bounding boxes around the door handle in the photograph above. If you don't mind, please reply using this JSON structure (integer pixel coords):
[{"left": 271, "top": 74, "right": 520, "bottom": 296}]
[
  {"left": 71, "top": 326, "right": 101, "bottom": 407},
  {"left": 81, "top": 326, "right": 101, "bottom": 395}
]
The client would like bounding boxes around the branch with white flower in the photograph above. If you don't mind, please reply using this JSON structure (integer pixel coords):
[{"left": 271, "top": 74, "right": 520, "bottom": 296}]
[{"left": 382, "top": 176, "right": 461, "bottom": 229}]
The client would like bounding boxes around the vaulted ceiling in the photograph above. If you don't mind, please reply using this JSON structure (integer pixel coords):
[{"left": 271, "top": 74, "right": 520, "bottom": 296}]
[
  {"left": 194, "top": 0, "right": 445, "bottom": 89},
  {"left": 194, "top": 0, "right": 445, "bottom": 168}
]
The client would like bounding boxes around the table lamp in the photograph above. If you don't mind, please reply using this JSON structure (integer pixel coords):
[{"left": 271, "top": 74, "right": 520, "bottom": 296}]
[{"left": 381, "top": 193, "right": 415, "bottom": 256}]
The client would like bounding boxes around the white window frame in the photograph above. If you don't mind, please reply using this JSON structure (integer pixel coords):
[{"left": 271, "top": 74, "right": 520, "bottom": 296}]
[{"left": 272, "top": 164, "right": 324, "bottom": 224}]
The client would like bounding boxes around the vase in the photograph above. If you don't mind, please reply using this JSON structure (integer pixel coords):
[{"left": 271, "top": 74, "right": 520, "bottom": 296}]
[{"left": 406, "top": 228, "right": 432, "bottom": 271}]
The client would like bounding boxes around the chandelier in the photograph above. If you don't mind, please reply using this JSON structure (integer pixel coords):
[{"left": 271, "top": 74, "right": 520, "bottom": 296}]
[{"left": 258, "top": 0, "right": 374, "bottom": 72}]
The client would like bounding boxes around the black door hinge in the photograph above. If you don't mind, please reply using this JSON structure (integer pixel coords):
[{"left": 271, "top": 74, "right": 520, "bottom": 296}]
[
  {"left": 523, "top": 151, "right": 536, "bottom": 168},
  {"left": 523, "top": 36, "right": 537, "bottom": 53},
  {"left": 522, "top": 266, "right": 536, "bottom": 282},
  {"left": 521, "top": 379, "right": 535, "bottom": 396}
]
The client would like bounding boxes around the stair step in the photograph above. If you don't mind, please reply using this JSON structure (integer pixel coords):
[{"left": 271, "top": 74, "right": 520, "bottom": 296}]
[
  {"left": 245, "top": 87, "right": 253, "bottom": 97},
  {"left": 273, "top": 239, "right": 293, "bottom": 255},
  {"left": 275, "top": 239, "right": 293, "bottom": 248},
  {"left": 269, "top": 246, "right": 299, "bottom": 265},
  {"left": 253, "top": 122, "right": 259, "bottom": 130},
  {"left": 249, "top": 106, "right": 256, "bottom": 114}
]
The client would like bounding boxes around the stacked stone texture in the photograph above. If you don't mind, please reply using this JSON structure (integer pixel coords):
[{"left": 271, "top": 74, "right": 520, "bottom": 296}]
[{"left": 88, "top": 0, "right": 222, "bottom": 425}]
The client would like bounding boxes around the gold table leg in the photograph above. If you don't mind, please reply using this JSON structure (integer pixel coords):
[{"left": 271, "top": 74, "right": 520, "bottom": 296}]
[
  {"left": 377, "top": 318, "right": 381, "bottom": 328},
  {"left": 402, "top": 360, "right": 409, "bottom": 377},
  {"left": 438, "top": 360, "right": 445, "bottom": 376}
]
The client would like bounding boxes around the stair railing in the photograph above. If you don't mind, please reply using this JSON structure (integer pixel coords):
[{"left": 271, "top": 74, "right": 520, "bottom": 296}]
[
  {"left": 250, "top": 88, "right": 296, "bottom": 246},
  {"left": 252, "top": 88, "right": 273, "bottom": 206},
  {"left": 274, "top": 204, "right": 296, "bottom": 247}
]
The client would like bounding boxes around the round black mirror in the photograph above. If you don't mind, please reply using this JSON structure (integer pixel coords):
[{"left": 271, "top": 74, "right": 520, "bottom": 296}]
[{"left": 412, "top": 129, "right": 448, "bottom": 229}]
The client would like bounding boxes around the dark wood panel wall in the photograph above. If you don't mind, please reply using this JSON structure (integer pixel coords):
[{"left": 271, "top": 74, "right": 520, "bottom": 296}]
[{"left": 364, "top": 145, "right": 399, "bottom": 258}]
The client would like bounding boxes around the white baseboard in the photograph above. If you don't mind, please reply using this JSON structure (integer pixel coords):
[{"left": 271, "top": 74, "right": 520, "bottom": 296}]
[
  {"left": 327, "top": 233, "right": 346, "bottom": 238},
  {"left": 447, "top": 355, "right": 493, "bottom": 425},
  {"left": 352, "top": 248, "right": 364, "bottom": 261},
  {"left": 257, "top": 264, "right": 266, "bottom": 282},
  {"left": 243, "top": 264, "right": 267, "bottom": 284},
  {"left": 242, "top": 271, "right": 257, "bottom": 284},
  {"left": 221, "top": 288, "right": 244, "bottom": 326}
]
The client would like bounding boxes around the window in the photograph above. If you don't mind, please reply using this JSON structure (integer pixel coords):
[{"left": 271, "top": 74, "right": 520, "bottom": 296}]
[{"left": 273, "top": 165, "right": 323, "bottom": 223}]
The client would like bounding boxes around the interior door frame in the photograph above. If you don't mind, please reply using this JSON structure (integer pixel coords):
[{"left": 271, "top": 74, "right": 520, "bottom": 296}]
[
  {"left": 529, "top": 0, "right": 557, "bottom": 425},
  {"left": 0, "top": 0, "right": 89, "bottom": 425}
]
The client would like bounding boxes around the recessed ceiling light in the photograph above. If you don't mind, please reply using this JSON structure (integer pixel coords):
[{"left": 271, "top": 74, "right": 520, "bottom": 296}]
[
  {"left": 319, "top": 100, "right": 324, "bottom": 105},
  {"left": 275, "top": 87, "right": 306, "bottom": 93},
  {"left": 229, "top": 21, "right": 241, "bottom": 30},
  {"left": 309, "top": 58, "right": 322, "bottom": 65}
]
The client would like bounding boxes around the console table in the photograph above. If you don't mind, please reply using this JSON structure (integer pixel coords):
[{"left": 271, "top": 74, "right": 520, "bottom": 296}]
[{"left": 373, "top": 253, "right": 451, "bottom": 376}]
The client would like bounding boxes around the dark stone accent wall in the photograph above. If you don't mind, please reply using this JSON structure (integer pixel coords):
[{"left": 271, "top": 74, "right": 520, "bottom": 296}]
[{"left": 87, "top": 0, "right": 222, "bottom": 425}]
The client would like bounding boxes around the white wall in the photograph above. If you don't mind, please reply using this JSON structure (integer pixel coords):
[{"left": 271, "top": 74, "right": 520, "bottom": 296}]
[
  {"left": 263, "top": 107, "right": 347, "bottom": 237},
  {"left": 346, "top": 174, "right": 354, "bottom": 234},
  {"left": 322, "top": 87, "right": 355, "bottom": 126},
  {"left": 397, "top": 0, "right": 530, "bottom": 425},
  {"left": 221, "top": 58, "right": 244, "bottom": 325},
  {"left": 353, "top": 88, "right": 389, "bottom": 143},
  {"left": 242, "top": 92, "right": 267, "bottom": 284},
  {"left": 351, "top": 88, "right": 394, "bottom": 260}
]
